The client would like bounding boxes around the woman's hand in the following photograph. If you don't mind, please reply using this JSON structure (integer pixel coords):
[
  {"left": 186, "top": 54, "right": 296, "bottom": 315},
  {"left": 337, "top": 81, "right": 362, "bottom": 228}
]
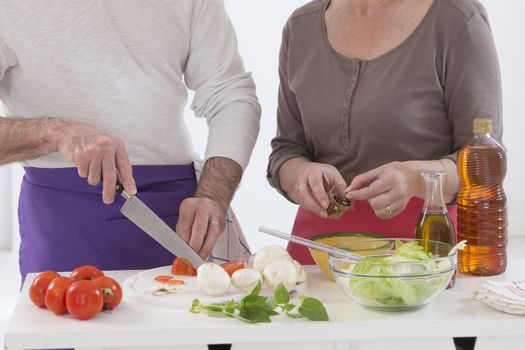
[
  {"left": 345, "top": 161, "right": 420, "bottom": 220},
  {"left": 280, "top": 158, "right": 346, "bottom": 219}
]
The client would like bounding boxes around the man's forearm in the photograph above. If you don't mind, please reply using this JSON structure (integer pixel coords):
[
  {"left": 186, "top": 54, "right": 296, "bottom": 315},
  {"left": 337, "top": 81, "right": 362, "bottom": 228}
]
[
  {"left": 195, "top": 157, "right": 242, "bottom": 212},
  {"left": 0, "top": 117, "right": 63, "bottom": 164}
]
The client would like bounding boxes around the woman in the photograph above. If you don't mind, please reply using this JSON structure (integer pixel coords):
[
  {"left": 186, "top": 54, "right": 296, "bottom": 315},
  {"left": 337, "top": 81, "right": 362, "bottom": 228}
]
[{"left": 267, "top": 0, "right": 502, "bottom": 264}]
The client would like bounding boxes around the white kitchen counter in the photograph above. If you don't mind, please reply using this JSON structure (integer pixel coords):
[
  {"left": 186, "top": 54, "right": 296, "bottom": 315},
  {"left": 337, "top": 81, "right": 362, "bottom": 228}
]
[{"left": 4, "top": 259, "right": 525, "bottom": 350}]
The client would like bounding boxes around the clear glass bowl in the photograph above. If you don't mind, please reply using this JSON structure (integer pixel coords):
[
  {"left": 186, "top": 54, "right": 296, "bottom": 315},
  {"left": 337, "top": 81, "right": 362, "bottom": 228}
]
[{"left": 328, "top": 238, "right": 457, "bottom": 311}]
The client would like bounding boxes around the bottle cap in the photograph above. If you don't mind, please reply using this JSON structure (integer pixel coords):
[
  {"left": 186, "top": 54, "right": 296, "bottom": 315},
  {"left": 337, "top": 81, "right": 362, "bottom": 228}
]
[{"left": 473, "top": 118, "right": 492, "bottom": 134}]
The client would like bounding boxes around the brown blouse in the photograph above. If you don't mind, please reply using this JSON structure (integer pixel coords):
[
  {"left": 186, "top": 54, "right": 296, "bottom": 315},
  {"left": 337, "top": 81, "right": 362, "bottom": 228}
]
[{"left": 267, "top": 0, "right": 502, "bottom": 196}]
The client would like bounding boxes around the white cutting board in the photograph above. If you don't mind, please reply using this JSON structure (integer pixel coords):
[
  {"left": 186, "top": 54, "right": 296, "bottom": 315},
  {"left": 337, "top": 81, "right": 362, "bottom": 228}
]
[
  {"left": 124, "top": 265, "right": 308, "bottom": 309},
  {"left": 123, "top": 266, "right": 245, "bottom": 308}
]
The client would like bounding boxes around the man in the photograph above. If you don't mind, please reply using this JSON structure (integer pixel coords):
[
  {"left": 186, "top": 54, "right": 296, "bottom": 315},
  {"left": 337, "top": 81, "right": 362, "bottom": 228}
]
[{"left": 0, "top": 0, "right": 260, "bottom": 281}]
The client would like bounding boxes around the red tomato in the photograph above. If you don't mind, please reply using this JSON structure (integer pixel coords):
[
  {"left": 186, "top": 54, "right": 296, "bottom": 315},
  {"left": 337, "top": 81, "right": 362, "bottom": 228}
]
[
  {"left": 92, "top": 276, "right": 123, "bottom": 311},
  {"left": 154, "top": 275, "right": 173, "bottom": 283},
  {"left": 220, "top": 260, "right": 245, "bottom": 277},
  {"left": 171, "top": 258, "right": 197, "bottom": 276},
  {"left": 164, "top": 279, "right": 185, "bottom": 285},
  {"left": 70, "top": 265, "right": 104, "bottom": 281},
  {"left": 66, "top": 280, "right": 104, "bottom": 320},
  {"left": 29, "top": 271, "right": 60, "bottom": 308},
  {"left": 45, "top": 276, "right": 73, "bottom": 315}
]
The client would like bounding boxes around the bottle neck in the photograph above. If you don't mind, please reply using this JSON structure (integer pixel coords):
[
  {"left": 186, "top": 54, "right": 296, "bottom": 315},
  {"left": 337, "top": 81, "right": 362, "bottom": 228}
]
[
  {"left": 422, "top": 172, "right": 447, "bottom": 214},
  {"left": 474, "top": 132, "right": 492, "bottom": 139}
]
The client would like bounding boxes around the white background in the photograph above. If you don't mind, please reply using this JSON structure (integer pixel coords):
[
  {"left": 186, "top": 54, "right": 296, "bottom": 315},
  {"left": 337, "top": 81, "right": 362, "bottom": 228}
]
[
  {"left": 1, "top": 0, "right": 524, "bottom": 255},
  {"left": 0, "top": 1, "right": 524, "bottom": 346}
]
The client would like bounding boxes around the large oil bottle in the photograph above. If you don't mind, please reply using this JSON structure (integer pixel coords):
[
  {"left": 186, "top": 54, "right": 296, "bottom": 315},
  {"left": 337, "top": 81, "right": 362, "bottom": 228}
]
[{"left": 457, "top": 118, "right": 507, "bottom": 276}]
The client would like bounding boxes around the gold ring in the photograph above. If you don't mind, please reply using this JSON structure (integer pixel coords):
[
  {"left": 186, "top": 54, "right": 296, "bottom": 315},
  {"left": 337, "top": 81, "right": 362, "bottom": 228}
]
[
  {"left": 385, "top": 205, "right": 392, "bottom": 217},
  {"left": 294, "top": 183, "right": 308, "bottom": 191},
  {"left": 210, "top": 220, "right": 220, "bottom": 225}
]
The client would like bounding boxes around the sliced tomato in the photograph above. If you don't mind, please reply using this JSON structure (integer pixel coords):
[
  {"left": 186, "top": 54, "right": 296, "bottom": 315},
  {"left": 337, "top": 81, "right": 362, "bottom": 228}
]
[
  {"left": 70, "top": 265, "right": 104, "bottom": 281},
  {"left": 171, "top": 257, "right": 197, "bottom": 276},
  {"left": 220, "top": 260, "right": 245, "bottom": 277},
  {"left": 29, "top": 271, "right": 61, "bottom": 308},
  {"left": 164, "top": 279, "right": 185, "bottom": 285},
  {"left": 154, "top": 275, "right": 173, "bottom": 283}
]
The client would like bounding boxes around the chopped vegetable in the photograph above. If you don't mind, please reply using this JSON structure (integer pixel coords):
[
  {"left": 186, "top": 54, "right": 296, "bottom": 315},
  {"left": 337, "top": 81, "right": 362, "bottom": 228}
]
[
  {"left": 164, "top": 279, "right": 185, "bottom": 285},
  {"left": 171, "top": 258, "right": 197, "bottom": 276},
  {"left": 154, "top": 275, "right": 174, "bottom": 283},
  {"left": 220, "top": 260, "right": 245, "bottom": 277},
  {"left": 190, "top": 282, "right": 329, "bottom": 323}
]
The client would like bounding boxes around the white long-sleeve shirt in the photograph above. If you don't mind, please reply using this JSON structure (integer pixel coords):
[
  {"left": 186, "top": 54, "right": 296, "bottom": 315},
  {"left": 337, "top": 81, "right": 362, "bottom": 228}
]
[{"left": 0, "top": 0, "right": 261, "bottom": 170}]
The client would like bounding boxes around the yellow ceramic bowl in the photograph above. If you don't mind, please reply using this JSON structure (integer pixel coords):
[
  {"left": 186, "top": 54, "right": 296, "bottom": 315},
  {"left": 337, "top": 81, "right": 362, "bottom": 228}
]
[{"left": 308, "top": 232, "right": 386, "bottom": 281}]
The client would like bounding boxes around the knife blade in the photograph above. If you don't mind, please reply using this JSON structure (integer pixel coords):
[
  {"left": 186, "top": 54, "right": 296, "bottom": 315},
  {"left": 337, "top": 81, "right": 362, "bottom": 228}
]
[{"left": 116, "top": 182, "right": 204, "bottom": 268}]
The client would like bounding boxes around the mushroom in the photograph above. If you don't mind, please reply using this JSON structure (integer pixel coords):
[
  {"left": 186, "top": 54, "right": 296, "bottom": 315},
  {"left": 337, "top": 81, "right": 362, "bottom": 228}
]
[
  {"left": 197, "top": 263, "right": 231, "bottom": 296},
  {"left": 231, "top": 268, "right": 263, "bottom": 292},
  {"left": 253, "top": 245, "right": 293, "bottom": 273},
  {"left": 263, "top": 261, "right": 298, "bottom": 291},
  {"left": 246, "top": 254, "right": 255, "bottom": 269},
  {"left": 292, "top": 260, "right": 308, "bottom": 283}
]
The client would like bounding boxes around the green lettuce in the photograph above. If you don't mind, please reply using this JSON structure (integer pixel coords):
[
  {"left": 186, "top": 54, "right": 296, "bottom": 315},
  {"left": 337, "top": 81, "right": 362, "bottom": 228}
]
[{"left": 347, "top": 240, "right": 451, "bottom": 308}]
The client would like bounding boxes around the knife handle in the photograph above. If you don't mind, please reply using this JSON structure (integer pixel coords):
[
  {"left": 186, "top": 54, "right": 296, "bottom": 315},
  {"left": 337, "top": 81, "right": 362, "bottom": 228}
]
[
  {"left": 115, "top": 181, "right": 132, "bottom": 200},
  {"left": 116, "top": 181, "right": 124, "bottom": 194}
]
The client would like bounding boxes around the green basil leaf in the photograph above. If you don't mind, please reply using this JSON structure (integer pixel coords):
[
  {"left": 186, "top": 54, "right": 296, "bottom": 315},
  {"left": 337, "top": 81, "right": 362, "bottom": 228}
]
[
  {"left": 285, "top": 311, "right": 304, "bottom": 319},
  {"left": 264, "top": 305, "right": 280, "bottom": 316},
  {"left": 190, "top": 299, "right": 202, "bottom": 313},
  {"left": 203, "top": 304, "right": 225, "bottom": 313},
  {"left": 274, "top": 283, "right": 289, "bottom": 305},
  {"left": 224, "top": 299, "right": 236, "bottom": 314},
  {"left": 298, "top": 297, "right": 329, "bottom": 321},
  {"left": 207, "top": 310, "right": 231, "bottom": 318},
  {"left": 241, "top": 295, "right": 267, "bottom": 312},
  {"left": 265, "top": 299, "right": 278, "bottom": 310},
  {"left": 250, "top": 280, "right": 262, "bottom": 296},
  {"left": 283, "top": 303, "right": 295, "bottom": 312}
]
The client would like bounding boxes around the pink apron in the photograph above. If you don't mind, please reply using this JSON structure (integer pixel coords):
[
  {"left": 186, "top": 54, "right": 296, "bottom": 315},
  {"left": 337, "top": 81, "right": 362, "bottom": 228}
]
[{"left": 289, "top": 198, "right": 457, "bottom": 264}]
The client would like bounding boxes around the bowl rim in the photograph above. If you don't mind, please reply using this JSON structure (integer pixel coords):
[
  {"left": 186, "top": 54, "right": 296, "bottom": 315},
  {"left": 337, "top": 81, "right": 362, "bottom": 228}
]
[
  {"left": 309, "top": 232, "right": 386, "bottom": 242},
  {"left": 328, "top": 238, "right": 457, "bottom": 276}
]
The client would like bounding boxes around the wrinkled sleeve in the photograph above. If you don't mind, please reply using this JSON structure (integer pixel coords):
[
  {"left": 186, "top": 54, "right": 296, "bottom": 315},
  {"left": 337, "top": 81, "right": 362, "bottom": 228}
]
[
  {"left": 266, "top": 21, "right": 312, "bottom": 199},
  {"left": 0, "top": 36, "right": 16, "bottom": 83},
  {"left": 184, "top": 0, "right": 261, "bottom": 171},
  {"left": 442, "top": 9, "right": 503, "bottom": 163}
]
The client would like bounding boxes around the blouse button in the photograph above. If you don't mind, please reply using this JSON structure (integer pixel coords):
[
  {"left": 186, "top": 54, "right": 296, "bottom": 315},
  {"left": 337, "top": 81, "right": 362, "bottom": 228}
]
[{"left": 343, "top": 109, "right": 347, "bottom": 115}]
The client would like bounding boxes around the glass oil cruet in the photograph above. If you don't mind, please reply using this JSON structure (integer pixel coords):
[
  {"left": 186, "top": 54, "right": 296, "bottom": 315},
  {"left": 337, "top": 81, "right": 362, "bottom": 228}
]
[{"left": 415, "top": 171, "right": 456, "bottom": 286}]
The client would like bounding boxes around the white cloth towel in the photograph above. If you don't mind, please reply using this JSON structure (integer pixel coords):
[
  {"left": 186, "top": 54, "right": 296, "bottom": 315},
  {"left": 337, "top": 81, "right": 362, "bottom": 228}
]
[{"left": 473, "top": 280, "right": 525, "bottom": 315}]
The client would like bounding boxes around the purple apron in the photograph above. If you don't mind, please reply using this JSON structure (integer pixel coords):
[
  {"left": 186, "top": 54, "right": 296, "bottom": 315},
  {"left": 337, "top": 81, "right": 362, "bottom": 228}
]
[{"left": 18, "top": 165, "right": 197, "bottom": 282}]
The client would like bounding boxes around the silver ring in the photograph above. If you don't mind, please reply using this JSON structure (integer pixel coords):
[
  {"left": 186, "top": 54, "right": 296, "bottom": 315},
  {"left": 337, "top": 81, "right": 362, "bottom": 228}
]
[
  {"left": 385, "top": 205, "right": 392, "bottom": 217},
  {"left": 210, "top": 220, "right": 220, "bottom": 225}
]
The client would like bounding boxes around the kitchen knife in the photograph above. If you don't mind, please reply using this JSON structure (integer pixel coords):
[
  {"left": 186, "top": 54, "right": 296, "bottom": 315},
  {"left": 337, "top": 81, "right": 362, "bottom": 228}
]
[{"left": 116, "top": 182, "right": 204, "bottom": 268}]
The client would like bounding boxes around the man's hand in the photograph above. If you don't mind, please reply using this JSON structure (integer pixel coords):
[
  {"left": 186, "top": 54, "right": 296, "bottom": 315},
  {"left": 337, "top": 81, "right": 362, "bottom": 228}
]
[
  {"left": 57, "top": 119, "right": 136, "bottom": 204},
  {"left": 175, "top": 157, "right": 242, "bottom": 259},
  {"left": 0, "top": 117, "right": 136, "bottom": 204}
]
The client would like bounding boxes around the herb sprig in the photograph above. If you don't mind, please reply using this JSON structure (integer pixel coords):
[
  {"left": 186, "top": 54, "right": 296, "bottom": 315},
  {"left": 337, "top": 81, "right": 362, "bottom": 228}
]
[{"left": 190, "top": 282, "right": 329, "bottom": 323}]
